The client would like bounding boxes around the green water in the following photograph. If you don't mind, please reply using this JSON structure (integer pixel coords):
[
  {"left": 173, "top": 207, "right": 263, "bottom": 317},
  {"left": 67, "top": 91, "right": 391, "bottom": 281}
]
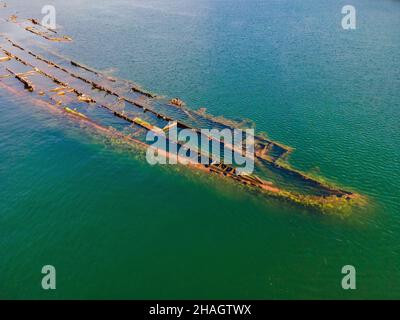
[{"left": 1, "top": 0, "right": 399, "bottom": 299}]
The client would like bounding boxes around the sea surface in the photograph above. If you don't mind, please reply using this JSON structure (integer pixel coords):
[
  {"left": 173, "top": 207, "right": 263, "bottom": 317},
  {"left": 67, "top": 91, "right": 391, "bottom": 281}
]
[{"left": 0, "top": 0, "right": 399, "bottom": 299}]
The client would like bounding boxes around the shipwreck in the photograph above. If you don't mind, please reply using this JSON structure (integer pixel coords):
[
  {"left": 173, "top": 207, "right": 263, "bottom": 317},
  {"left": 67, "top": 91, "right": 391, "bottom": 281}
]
[{"left": 0, "top": 9, "right": 366, "bottom": 212}]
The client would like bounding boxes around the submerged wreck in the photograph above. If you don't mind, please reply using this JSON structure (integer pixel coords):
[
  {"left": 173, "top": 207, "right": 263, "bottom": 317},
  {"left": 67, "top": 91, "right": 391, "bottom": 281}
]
[{"left": 0, "top": 11, "right": 365, "bottom": 212}]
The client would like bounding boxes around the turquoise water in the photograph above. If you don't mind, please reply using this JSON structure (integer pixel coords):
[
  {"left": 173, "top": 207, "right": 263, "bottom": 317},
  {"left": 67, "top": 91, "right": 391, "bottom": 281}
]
[{"left": 1, "top": 0, "right": 399, "bottom": 299}]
